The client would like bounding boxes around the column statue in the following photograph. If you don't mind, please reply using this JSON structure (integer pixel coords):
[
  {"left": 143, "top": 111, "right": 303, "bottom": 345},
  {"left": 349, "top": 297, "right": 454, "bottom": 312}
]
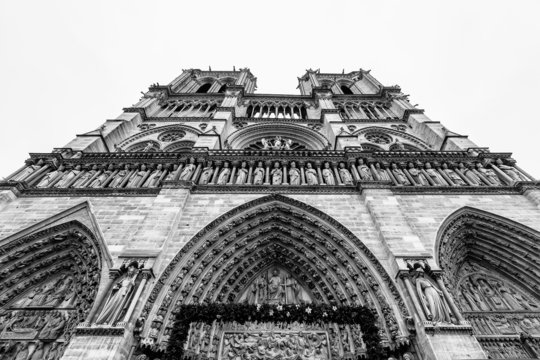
[
  {"left": 425, "top": 162, "right": 446, "bottom": 185},
  {"left": 198, "top": 162, "right": 214, "bottom": 185},
  {"left": 217, "top": 163, "right": 231, "bottom": 185},
  {"left": 179, "top": 158, "right": 196, "bottom": 181},
  {"left": 357, "top": 159, "right": 373, "bottom": 180},
  {"left": 144, "top": 164, "right": 165, "bottom": 187},
  {"left": 253, "top": 162, "right": 265, "bottom": 185},
  {"left": 35, "top": 166, "right": 65, "bottom": 188},
  {"left": 374, "top": 163, "right": 390, "bottom": 181},
  {"left": 73, "top": 165, "right": 99, "bottom": 188},
  {"left": 109, "top": 164, "right": 130, "bottom": 188},
  {"left": 391, "top": 163, "right": 410, "bottom": 185},
  {"left": 415, "top": 268, "right": 451, "bottom": 323},
  {"left": 10, "top": 160, "right": 45, "bottom": 181},
  {"left": 475, "top": 163, "right": 501, "bottom": 185},
  {"left": 322, "top": 162, "right": 335, "bottom": 185},
  {"left": 441, "top": 163, "right": 466, "bottom": 185},
  {"left": 495, "top": 159, "right": 528, "bottom": 181},
  {"left": 271, "top": 162, "right": 282, "bottom": 185},
  {"left": 338, "top": 163, "right": 354, "bottom": 185},
  {"left": 407, "top": 162, "right": 428, "bottom": 185},
  {"left": 235, "top": 162, "right": 248, "bottom": 184},
  {"left": 305, "top": 163, "right": 318, "bottom": 185},
  {"left": 126, "top": 165, "right": 147, "bottom": 187},
  {"left": 460, "top": 163, "right": 482, "bottom": 185},
  {"left": 53, "top": 165, "right": 82, "bottom": 188},
  {"left": 289, "top": 162, "right": 301, "bottom": 185}
]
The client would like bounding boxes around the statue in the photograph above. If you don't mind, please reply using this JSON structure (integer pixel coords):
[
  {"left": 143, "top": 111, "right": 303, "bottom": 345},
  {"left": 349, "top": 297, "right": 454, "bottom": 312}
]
[
  {"left": 476, "top": 163, "right": 501, "bottom": 185},
  {"left": 236, "top": 162, "right": 248, "bottom": 184},
  {"left": 217, "top": 163, "right": 231, "bottom": 185},
  {"left": 407, "top": 162, "right": 428, "bottom": 185},
  {"left": 284, "top": 139, "right": 293, "bottom": 150},
  {"left": 142, "top": 142, "right": 155, "bottom": 152},
  {"left": 144, "top": 164, "right": 165, "bottom": 187},
  {"left": 338, "top": 163, "right": 354, "bottom": 185},
  {"left": 247, "top": 275, "right": 266, "bottom": 304},
  {"left": 114, "top": 144, "right": 124, "bottom": 153},
  {"left": 284, "top": 276, "right": 301, "bottom": 303},
  {"left": 289, "top": 162, "right": 301, "bottom": 185},
  {"left": 271, "top": 162, "right": 282, "bottom": 185},
  {"left": 109, "top": 164, "right": 130, "bottom": 188},
  {"left": 95, "top": 262, "right": 140, "bottom": 325},
  {"left": 393, "top": 138, "right": 406, "bottom": 150},
  {"left": 126, "top": 165, "right": 147, "bottom": 187},
  {"left": 253, "top": 162, "right": 265, "bottom": 185},
  {"left": 460, "top": 163, "right": 482, "bottom": 185},
  {"left": 179, "top": 158, "right": 196, "bottom": 181},
  {"left": 198, "top": 162, "right": 213, "bottom": 185},
  {"left": 425, "top": 162, "right": 446, "bottom": 185},
  {"left": 165, "top": 164, "right": 179, "bottom": 181},
  {"left": 53, "top": 165, "right": 82, "bottom": 188},
  {"left": 498, "top": 284, "right": 523, "bottom": 310},
  {"left": 415, "top": 268, "right": 451, "bottom": 323},
  {"left": 391, "top": 163, "right": 410, "bottom": 185},
  {"left": 374, "top": 163, "right": 390, "bottom": 181},
  {"left": 10, "top": 160, "right": 44, "bottom": 182},
  {"left": 261, "top": 138, "right": 270, "bottom": 150},
  {"left": 38, "top": 311, "right": 66, "bottom": 339},
  {"left": 72, "top": 165, "right": 98, "bottom": 188},
  {"left": 29, "top": 342, "right": 46, "bottom": 360},
  {"left": 272, "top": 136, "right": 283, "bottom": 150},
  {"left": 267, "top": 269, "right": 285, "bottom": 302},
  {"left": 36, "top": 166, "right": 65, "bottom": 188},
  {"left": 495, "top": 158, "right": 528, "bottom": 181},
  {"left": 357, "top": 159, "right": 373, "bottom": 180},
  {"left": 441, "top": 163, "right": 466, "bottom": 186},
  {"left": 305, "top": 163, "right": 318, "bottom": 185},
  {"left": 322, "top": 162, "right": 335, "bottom": 185}
]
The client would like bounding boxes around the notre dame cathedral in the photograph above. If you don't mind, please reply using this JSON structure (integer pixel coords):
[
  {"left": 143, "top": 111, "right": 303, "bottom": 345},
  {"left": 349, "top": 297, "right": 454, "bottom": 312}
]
[{"left": 0, "top": 67, "right": 539, "bottom": 360}]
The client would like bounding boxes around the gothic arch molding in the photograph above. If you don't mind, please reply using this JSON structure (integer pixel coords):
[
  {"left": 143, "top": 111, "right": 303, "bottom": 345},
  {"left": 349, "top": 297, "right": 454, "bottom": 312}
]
[
  {"left": 354, "top": 126, "right": 430, "bottom": 151},
  {"left": 225, "top": 123, "right": 330, "bottom": 150},
  {"left": 140, "top": 195, "right": 409, "bottom": 350},
  {"left": 117, "top": 124, "right": 201, "bottom": 151},
  {"left": 0, "top": 219, "right": 107, "bottom": 359}
]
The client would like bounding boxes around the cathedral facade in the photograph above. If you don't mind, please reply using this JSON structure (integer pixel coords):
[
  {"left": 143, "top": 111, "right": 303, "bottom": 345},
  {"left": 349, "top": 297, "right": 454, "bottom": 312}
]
[{"left": 0, "top": 68, "right": 539, "bottom": 360}]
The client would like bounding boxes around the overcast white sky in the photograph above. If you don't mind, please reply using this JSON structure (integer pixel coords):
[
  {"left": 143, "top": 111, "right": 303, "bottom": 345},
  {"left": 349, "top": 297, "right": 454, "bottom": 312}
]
[{"left": 1, "top": 1, "right": 539, "bottom": 178}]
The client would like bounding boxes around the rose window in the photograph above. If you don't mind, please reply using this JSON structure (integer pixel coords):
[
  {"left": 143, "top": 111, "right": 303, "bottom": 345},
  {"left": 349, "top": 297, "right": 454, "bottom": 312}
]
[
  {"left": 158, "top": 130, "right": 186, "bottom": 142},
  {"left": 364, "top": 132, "right": 392, "bottom": 145}
]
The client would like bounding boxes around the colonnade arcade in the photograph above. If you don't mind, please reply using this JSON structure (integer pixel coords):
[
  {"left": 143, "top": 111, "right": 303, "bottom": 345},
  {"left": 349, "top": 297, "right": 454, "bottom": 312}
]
[
  {"left": 137, "top": 195, "right": 410, "bottom": 359},
  {"left": 436, "top": 208, "right": 540, "bottom": 358}
]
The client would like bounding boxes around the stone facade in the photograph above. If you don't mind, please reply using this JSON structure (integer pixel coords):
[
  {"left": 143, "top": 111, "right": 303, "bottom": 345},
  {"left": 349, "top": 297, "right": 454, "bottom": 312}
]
[{"left": 0, "top": 68, "right": 539, "bottom": 360}]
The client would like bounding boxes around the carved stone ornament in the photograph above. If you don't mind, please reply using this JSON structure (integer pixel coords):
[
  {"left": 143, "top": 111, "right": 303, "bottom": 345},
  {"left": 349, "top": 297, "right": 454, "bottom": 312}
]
[{"left": 0, "top": 221, "right": 103, "bottom": 360}]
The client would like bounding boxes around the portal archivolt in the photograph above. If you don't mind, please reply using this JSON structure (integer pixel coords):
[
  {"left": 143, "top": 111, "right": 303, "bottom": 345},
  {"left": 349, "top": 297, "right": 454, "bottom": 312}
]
[{"left": 141, "top": 195, "right": 408, "bottom": 350}]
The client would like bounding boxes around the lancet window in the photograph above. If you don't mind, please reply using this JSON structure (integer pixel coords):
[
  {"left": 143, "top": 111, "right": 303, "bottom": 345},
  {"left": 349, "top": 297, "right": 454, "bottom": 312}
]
[
  {"left": 336, "top": 101, "right": 398, "bottom": 120},
  {"left": 245, "top": 101, "right": 308, "bottom": 120},
  {"left": 155, "top": 100, "right": 219, "bottom": 118}
]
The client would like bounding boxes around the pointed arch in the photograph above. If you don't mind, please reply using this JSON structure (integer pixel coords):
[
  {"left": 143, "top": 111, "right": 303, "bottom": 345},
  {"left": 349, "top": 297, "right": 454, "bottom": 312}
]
[
  {"left": 0, "top": 203, "right": 109, "bottom": 359},
  {"left": 435, "top": 206, "right": 540, "bottom": 358},
  {"left": 140, "top": 195, "right": 408, "bottom": 349}
]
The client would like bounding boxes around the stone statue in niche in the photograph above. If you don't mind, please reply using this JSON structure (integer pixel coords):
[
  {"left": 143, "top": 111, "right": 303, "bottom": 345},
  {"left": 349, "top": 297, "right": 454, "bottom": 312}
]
[
  {"left": 142, "top": 142, "right": 155, "bottom": 152},
  {"left": 72, "top": 165, "right": 98, "bottom": 188},
  {"left": 164, "top": 164, "right": 179, "bottom": 181},
  {"left": 441, "top": 163, "right": 466, "bottom": 186},
  {"left": 246, "top": 275, "right": 266, "bottom": 304},
  {"left": 144, "top": 164, "right": 165, "bottom": 187},
  {"left": 267, "top": 269, "right": 285, "bottom": 302},
  {"left": 357, "top": 159, "right": 373, "bottom": 180},
  {"left": 338, "top": 163, "right": 354, "bottom": 185},
  {"left": 217, "top": 162, "right": 231, "bottom": 185},
  {"left": 495, "top": 159, "right": 528, "bottom": 181},
  {"left": 89, "top": 164, "right": 114, "bottom": 188},
  {"left": 179, "top": 158, "right": 196, "bottom": 181},
  {"left": 391, "top": 163, "right": 410, "bottom": 185},
  {"left": 10, "top": 160, "right": 45, "bottom": 182},
  {"left": 198, "top": 161, "right": 214, "bottom": 185},
  {"left": 460, "top": 163, "right": 482, "bottom": 185},
  {"left": 393, "top": 138, "right": 406, "bottom": 150},
  {"left": 126, "top": 165, "right": 147, "bottom": 187},
  {"left": 52, "top": 165, "right": 81, "bottom": 188},
  {"left": 95, "top": 261, "right": 141, "bottom": 325},
  {"left": 475, "top": 163, "right": 501, "bottom": 185},
  {"left": 289, "top": 162, "right": 301, "bottom": 185},
  {"left": 424, "top": 162, "right": 446, "bottom": 185},
  {"left": 374, "top": 163, "right": 390, "bottom": 181},
  {"left": 109, "top": 164, "right": 130, "bottom": 188},
  {"left": 305, "top": 163, "right": 318, "bottom": 185},
  {"left": 414, "top": 268, "right": 452, "bottom": 323},
  {"left": 235, "top": 162, "right": 248, "bottom": 185},
  {"left": 322, "top": 162, "right": 335, "bottom": 185},
  {"left": 253, "top": 162, "right": 265, "bottom": 185},
  {"left": 271, "top": 162, "right": 282, "bottom": 185},
  {"left": 35, "top": 166, "right": 65, "bottom": 188},
  {"left": 407, "top": 162, "right": 428, "bottom": 185}
]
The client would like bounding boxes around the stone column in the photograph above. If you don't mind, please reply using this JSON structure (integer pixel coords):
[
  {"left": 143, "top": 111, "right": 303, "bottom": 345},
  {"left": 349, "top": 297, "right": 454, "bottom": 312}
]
[
  {"left": 368, "top": 162, "right": 380, "bottom": 181},
  {"left": 173, "top": 162, "right": 185, "bottom": 181},
  {"left": 228, "top": 161, "right": 238, "bottom": 185},
  {"left": 315, "top": 161, "right": 324, "bottom": 184},
  {"left": 191, "top": 159, "right": 204, "bottom": 183},
  {"left": 211, "top": 161, "right": 221, "bottom": 184},
  {"left": 299, "top": 161, "right": 307, "bottom": 185},
  {"left": 247, "top": 161, "right": 254, "bottom": 185},
  {"left": 121, "top": 271, "right": 152, "bottom": 324},
  {"left": 434, "top": 274, "right": 465, "bottom": 323},
  {"left": 282, "top": 161, "right": 288, "bottom": 185},
  {"left": 349, "top": 160, "right": 361, "bottom": 181},
  {"left": 332, "top": 162, "right": 343, "bottom": 185},
  {"left": 264, "top": 161, "right": 271, "bottom": 185},
  {"left": 489, "top": 164, "right": 514, "bottom": 185},
  {"left": 400, "top": 273, "right": 426, "bottom": 321}
]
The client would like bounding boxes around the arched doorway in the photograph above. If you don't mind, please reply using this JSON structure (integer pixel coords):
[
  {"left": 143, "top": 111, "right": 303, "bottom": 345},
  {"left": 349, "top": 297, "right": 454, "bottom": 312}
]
[
  {"left": 0, "top": 221, "right": 104, "bottom": 359},
  {"left": 139, "top": 195, "right": 410, "bottom": 358},
  {"left": 436, "top": 207, "right": 540, "bottom": 358}
]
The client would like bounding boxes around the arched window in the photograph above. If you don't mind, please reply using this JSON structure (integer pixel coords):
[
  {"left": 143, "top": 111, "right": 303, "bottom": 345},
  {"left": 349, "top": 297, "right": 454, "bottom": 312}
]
[
  {"left": 341, "top": 85, "right": 354, "bottom": 95},
  {"left": 196, "top": 83, "right": 212, "bottom": 94},
  {"left": 217, "top": 84, "right": 227, "bottom": 93}
]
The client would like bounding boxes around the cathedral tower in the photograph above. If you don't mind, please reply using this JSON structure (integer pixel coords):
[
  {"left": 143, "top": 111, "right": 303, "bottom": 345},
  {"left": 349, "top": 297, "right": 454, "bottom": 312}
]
[{"left": 1, "top": 67, "right": 539, "bottom": 360}]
